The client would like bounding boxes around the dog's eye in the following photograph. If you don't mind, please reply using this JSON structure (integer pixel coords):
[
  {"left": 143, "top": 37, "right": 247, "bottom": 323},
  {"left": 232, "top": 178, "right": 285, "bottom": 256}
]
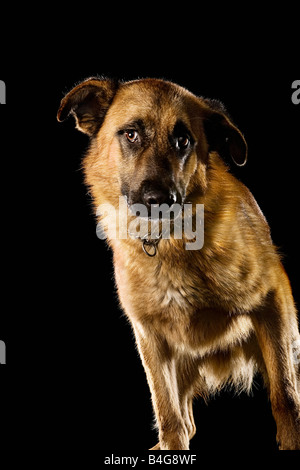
[
  {"left": 125, "top": 130, "right": 139, "bottom": 143},
  {"left": 177, "top": 136, "right": 190, "bottom": 150}
]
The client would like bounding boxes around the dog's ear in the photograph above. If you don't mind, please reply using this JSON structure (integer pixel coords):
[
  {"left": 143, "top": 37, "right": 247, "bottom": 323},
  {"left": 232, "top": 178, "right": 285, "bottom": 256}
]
[
  {"left": 203, "top": 100, "right": 248, "bottom": 166},
  {"left": 57, "top": 77, "right": 119, "bottom": 136}
]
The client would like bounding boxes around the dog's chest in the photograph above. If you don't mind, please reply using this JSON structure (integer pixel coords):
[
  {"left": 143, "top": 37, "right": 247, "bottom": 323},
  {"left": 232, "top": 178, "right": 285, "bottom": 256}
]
[
  {"left": 113, "top": 242, "right": 254, "bottom": 356},
  {"left": 113, "top": 242, "right": 207, "bottom": 320},
  {"left": 160, "top": 285, "right": 189, "bottom": 308},
  {"left": 154, "top": 263, "right": 203, "bottom": 312}
]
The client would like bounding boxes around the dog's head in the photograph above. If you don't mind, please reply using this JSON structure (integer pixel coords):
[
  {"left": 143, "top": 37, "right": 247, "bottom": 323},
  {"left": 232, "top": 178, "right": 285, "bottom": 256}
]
[{"left": 58, "top": 77, "right": 247, "bottom": 215}]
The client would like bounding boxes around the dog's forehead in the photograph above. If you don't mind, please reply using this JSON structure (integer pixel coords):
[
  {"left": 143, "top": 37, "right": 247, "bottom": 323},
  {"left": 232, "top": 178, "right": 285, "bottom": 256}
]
[{"left": 111, "top": 79, "right": 201, "bottom": 126}]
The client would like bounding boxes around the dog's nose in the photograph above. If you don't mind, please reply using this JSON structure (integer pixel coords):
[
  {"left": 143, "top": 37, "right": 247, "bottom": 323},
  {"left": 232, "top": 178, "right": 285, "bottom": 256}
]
[{"left": 142, "top": 188, "right": 176, "bottom": 210}]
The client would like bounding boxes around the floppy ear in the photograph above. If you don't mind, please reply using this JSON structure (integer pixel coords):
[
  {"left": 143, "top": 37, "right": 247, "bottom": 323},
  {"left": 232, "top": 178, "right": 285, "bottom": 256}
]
[
  {"left": 203, "top": 101, "right": 248, "bottom": 166},
  {"left": 57, "top": 77, "right": 119, "bottom": 136}
]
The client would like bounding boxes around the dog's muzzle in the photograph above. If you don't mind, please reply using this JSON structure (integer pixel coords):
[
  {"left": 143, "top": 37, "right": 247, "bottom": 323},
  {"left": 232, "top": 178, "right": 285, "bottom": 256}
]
[{"left": 139, "top": 181, "right": 183, "bottom": 219}]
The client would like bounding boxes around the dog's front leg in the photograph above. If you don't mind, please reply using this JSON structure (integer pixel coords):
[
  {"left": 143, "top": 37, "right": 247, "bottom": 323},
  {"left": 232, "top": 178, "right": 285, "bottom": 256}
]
[
  {"left": 133, "top": 323, "right": 190, "bottom": 450},
  {"left": 252, "top": 295, "right": 300, "bottom": 450}
]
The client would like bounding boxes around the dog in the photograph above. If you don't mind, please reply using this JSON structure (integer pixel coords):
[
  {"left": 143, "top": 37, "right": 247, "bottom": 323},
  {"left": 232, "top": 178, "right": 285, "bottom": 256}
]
[{"left": 57, "top": 77, "right": 300, "bottom": 450}]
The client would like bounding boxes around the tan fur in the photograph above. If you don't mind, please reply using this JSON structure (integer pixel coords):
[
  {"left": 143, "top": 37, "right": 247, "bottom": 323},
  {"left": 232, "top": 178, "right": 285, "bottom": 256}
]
[{"left": 58, "top": 77, "right": 300, "bottom": 450}]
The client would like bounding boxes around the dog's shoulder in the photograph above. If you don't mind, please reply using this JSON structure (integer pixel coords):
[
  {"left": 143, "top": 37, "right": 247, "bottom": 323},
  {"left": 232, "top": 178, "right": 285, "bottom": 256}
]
[{"left": 206, "top": 153, "right": 268, "bottom": 226}]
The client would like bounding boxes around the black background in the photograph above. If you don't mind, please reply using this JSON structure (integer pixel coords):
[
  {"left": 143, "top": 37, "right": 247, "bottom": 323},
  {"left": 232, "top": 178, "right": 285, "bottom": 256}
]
[{"left": 0, "top": 10, "right": 299, "bottom": 452}]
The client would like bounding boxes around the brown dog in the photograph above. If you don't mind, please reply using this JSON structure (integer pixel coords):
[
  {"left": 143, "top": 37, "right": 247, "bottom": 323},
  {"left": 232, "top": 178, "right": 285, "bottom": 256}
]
[{"left": 57, "top": 77, "right": 300, "bottom": 450}]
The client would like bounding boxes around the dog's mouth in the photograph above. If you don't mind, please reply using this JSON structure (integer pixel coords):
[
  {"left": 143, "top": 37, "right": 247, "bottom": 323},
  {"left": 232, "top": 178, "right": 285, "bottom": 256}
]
[
  {"left": 122, "top": 183, "right": 185, "bottom": 245},
  {"left": 125, "top": 199, "right": 185, "bottom": 246}
]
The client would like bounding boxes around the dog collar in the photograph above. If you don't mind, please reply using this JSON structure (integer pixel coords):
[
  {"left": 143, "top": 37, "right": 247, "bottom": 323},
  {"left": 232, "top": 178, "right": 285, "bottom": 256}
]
[{"left": 141, "top": 236, "right": 161, "bottom": 257}]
